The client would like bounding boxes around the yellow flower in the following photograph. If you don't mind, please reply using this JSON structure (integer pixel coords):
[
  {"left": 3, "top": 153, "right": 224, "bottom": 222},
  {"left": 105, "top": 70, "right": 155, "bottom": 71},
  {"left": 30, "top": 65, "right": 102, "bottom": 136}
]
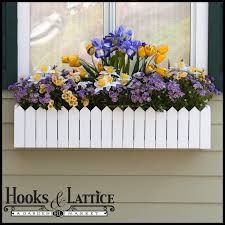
[
  {"left": 61, "top": 56, "right": 69, "bottom": 63},
  {"left": 51, "top": 69, "right": 59, "bottom": 74},
  {"left": 40, "top": 65, "right": 48, "bottom": 73},
  {"left": 144, "top": 45, "right": 156, "bottom": 57},
  {"left": 97, "top": 78, "right": 106, "bottom": 87},
  {"left": 154, "top": 53, "right": 166, "bottom": 64},
  {"left": 120, "top": 73, "right": 129, "bottom": 79},
  {"left": 69, "top": 55, "right": 81, "bottom": 67},
  {"left": 86, "top": 43, "right": 95, "bottom": 55},
  {"left": 49, "top": 99, "right": 54, "bottom": 105},
  {"left": 155, "top": 67, "right": 168, "bottom": 77},
  {"left": 58, "top": 76, "right": 63, "bottom": 81},
  {"left": 63, "top": 89, "right": 67, "bottom": 94},
  {"left": 52, "top": 75, "right": 57, "bottom": 82},
  {"left": 82, "top": 98, "right": 89, "bottom": 107},
  {"left": 39, "top": 84, "right": 46, "bottom": 94},
  {"left": 107, "top": 76, "right": 113, "bottom": 83},
  {"left": 32, "top": 73, "right": 42, "bottom": 82},
  {"left": 48, "top": 104, "right": 54, "bottom": 109},
  {"left": 67, "top": 90, "right": 72, "bottom": 96},
  {"left": 55, "top": 80, "right": 64, "bottom": 86},
  {"left": 105, "top": 66, "right": 114, "bottom": 74},
  {"left": 62, "top": 94, "right": 67, "bottom": 99},
  {"left": 73, "top": 75, "right": 81, "bottom": 82},
  {"left": 97, "top": 63, "right": 103, "bottom": 72},
  {"left": 157, "top": 45, "right": 169, "bottom": 54},
  {"left": 76, "top": 67, "right": 87, "bottom": 79},
  {"left": 145, "top": 64, "right": 155, "bottom": 73},
  {"left": 138, "top": 46, "right": 146, "bottom": 58}
]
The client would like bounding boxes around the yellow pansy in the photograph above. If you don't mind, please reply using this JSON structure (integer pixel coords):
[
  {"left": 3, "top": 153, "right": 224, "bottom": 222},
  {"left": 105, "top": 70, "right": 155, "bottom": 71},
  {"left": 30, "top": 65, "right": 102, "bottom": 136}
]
[
  {"left": 67, "top": 90, "right": 72, "bottom": 96},
  {"left": 52, "top": 75, "right": 57, "bottom": 82},
  {"left": 73, "top": 75, "right": 81, "bottom": 83},
  {"left": 63, "top": 89, "right": 67, "bottom": 94},
  {"left": 154, "top": 53, "right": 166, "bottom": 64},
  {"left": 85, "top": 43, "right": 95, "bottom": 55},
  {"left": 144, "top": 45, "right": 156, "bottom": 57},
  {"left": 155, "top": 67, "right": 168, "bottom": 77},
  {"left": 138, "top": 46, "right": 146, "bottom": 58},
  {"left": 145, "top": 64, "right": 155, "bottom": 73},
  {"left": 175, "top": 72, "right": 188, "bottom": 80},
  {"left": 39, "top": 84, "right": 46, "bottom": 94},
  {"left": 76, "top": 66, "right": 87, "bottom": 79},
  {"left": 157, "top": 45, "right": 169, "bottom": 54},
  {"left": 62, "top": 93, "right": 67, "bottom": 99},
  {"left": 61, "top": 56, "right": 69, "bottom": 63},
  {"left": 55, "top": 80, "right": 64, "bottom": 86},
  {"left": 97, "top": 63, "right": 104, "bottom": 72},
  {"left": 82, "top": 98, "right": 89, "bottom": 107}
]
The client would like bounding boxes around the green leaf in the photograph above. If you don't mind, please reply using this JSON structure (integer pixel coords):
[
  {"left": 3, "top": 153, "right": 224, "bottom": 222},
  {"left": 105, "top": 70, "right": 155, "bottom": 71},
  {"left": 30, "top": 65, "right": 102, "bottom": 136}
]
[{"left": 132, "top": 54, "right": 140, "bottom": 74}]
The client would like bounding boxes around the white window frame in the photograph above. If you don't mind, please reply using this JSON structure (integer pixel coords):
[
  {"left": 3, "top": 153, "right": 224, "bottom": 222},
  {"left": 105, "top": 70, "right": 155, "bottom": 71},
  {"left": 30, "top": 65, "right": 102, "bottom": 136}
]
[{"left": 17, "top": 2, "right": 208, "bottom": 79}]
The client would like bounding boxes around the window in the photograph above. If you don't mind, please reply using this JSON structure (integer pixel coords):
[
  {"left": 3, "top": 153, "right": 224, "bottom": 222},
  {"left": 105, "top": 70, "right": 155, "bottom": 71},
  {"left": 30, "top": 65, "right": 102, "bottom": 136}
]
[{"left": 17, "top": 2, "right": 208, "bottom": 78}]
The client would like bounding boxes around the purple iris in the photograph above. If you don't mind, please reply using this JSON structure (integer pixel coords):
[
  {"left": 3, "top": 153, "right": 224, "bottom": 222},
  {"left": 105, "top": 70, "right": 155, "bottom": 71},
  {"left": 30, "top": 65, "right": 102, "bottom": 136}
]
[{"left": 95, "top": 48, "right": 105, "bottom": 58}]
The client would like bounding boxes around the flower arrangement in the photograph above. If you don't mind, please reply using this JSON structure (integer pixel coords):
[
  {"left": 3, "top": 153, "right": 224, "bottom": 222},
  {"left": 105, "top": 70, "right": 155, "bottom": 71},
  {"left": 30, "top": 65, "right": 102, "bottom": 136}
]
[{"left": 9, "top": 25, "right": 221, "bottom": 111}]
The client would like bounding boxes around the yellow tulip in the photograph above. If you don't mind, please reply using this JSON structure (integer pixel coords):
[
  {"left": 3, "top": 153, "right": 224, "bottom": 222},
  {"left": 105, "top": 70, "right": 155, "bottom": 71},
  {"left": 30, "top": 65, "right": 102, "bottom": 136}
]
[
  {"left": 76, "top": 67, "right": 87, "bottom": 79},
  {"left": 155, "top": 67, "right": 168, "bottom": 77},
  {"left": 157, "top": 45, "right": 169, "bottom": 54},
  {"left": 86, "top": 43, "right": 95, "bottom": 55},
  {"left": 144, "top": 45, "right": 156, "bottom": 57},
  {"left": 69, "top": 59, "right": 81, "bottom": 67},
  {"left": 97, "top": 63, "right": 103, "bottom": 72},
  {"left": 154, "top": 53, "right": 166, "bottom": 64},
  {"left": 61, "top": 56, "right": 69, "bottom": 63},
  {"left": 145, "top": 64, "right": 155, "bottom": 73},
  {"left": 138, "top": 46, "right": 146, "bottom": 58}
]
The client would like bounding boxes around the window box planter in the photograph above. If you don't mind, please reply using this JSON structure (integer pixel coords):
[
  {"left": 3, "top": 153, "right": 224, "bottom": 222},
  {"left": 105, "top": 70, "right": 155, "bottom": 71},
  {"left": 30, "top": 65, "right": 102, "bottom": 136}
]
[{"left": 14, "top": 104, "right": 211, "bottom": 149}]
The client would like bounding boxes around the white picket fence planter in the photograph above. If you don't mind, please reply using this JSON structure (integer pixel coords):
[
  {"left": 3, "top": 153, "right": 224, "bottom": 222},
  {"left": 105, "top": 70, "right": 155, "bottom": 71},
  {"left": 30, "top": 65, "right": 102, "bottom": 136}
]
[{"left": 14, "top": 104, "right": 211, "bottom": 149}]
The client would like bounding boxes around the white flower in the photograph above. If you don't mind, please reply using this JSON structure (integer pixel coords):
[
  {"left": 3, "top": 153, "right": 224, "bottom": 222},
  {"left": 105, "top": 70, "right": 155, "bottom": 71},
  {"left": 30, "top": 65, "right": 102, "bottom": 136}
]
[
  {"left": 99, "top": 66, "right": 119, "bottom": 76},
  {"left": 28, "top": 73, "right": 45, "bottom": 84},
  {"left": 94, "top": 75, "right": 119, "bottom": 93},
  {"left": 117, "top": 72, "right": 131, "bottom": 85},
  {"left": 77, "top": 81, "right": 93, "bottom": 89}
]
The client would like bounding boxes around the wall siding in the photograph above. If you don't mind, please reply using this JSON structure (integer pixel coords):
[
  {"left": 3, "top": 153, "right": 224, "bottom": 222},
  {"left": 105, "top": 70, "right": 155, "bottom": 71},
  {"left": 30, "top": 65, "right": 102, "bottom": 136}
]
[{"left": 2, "top": 91, "right": 223, "bottom": 223}]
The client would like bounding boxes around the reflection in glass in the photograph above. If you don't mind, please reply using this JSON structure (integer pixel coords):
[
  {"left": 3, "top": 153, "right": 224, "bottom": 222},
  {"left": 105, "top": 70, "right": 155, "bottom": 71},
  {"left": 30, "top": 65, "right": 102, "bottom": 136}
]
[
  {"left": 116, "top": 2, "right": 191, "bottom": 65},
  {"left": 30, "top": 2, "right": 103, "bottom": 71}
]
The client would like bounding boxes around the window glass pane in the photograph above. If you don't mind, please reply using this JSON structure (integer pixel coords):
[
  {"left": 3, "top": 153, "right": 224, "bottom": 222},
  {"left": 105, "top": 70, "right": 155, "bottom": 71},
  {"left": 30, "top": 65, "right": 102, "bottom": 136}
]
[
  {"left": 30, "top": 2, "right": 103, "bottom": 71},
  {"left": 116, "top": 2, "right": 191, "bottom": 65}
]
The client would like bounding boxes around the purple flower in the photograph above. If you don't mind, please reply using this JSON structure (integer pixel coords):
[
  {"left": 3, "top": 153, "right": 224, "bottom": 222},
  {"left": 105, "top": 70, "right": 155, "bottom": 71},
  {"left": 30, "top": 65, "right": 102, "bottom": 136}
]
[{"left": 167, "top": 80, "right": 184, "bottom": 102}]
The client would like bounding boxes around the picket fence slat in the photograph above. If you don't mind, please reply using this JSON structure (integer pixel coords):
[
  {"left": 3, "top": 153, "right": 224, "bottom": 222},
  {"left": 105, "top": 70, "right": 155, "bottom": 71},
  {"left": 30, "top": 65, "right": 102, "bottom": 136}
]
[
  {"left": 123, "top": 107, "right": 134, "bottom": 148},
  {"left": 156, "top": 111, "right": 167, "bottom": 148},
  {"left": 189, "top": 107, "right": 200, "bottom": 148},
  {"left": 102, "top": 107, "right": 112, "bottom": 148},
  {"left": 178, "top": 108, "right": 189, "bottom": 149},
  {"left": 167, "top": 107, "right": 178, "bottom": 148},
  {"left": 58, "top": 107, "right": 69, "bottom": 148},
  {"left": 113, "top": 107, "right": 123, "bottom": 148},
  {"left": 80, "top": 107, "right": 90, "bottom": 148},
  {"left": 36, "top": 108, "right": 47, "bottom": 148},
  {"left": 47, "top": 108, "right": 57, "bottom": 148},
  {"left": 14, "top": 105, "right": 25, "bottom": 148},
  {"left": 68, "top": 108, "right": 79, "bottom": 148},
  {"left": 200, "top": 106, "right": 211, "bottom": 149},
  {"left": 25, "top": 107, "right": 36, "bottom": 148},
  {"left": 134, "top": 108, "right": 145, "bottom": 148},
  {"left": 14, "top": 105, "right": 211, "bottom": 149},
  {"left": 145, "top": 107, "right": 156, "bottom": 148},
  {"left": 91, "top": 107, "right": 101, "bottom": 148}
]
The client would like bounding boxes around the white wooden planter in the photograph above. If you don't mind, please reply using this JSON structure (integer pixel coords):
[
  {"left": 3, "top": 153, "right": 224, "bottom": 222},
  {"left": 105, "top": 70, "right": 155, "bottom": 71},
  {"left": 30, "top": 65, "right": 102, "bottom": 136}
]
[{"left": 14, "top": 104, "right": 211, "bottom": 149}]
